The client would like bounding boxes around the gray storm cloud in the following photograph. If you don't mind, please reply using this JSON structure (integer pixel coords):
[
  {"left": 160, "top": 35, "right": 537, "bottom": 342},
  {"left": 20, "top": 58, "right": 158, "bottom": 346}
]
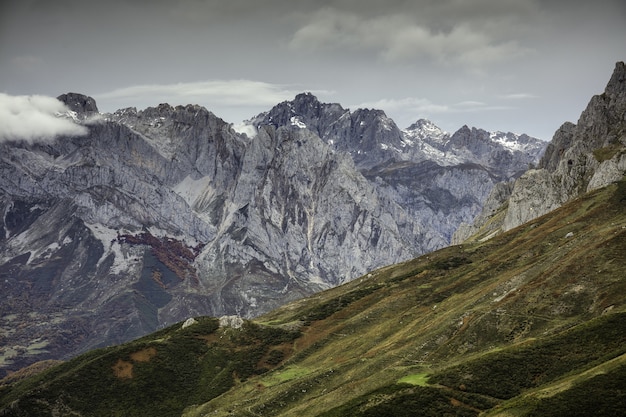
[
  {"left": 1, "top": 0, "right": 624, "bottom": 140},
  {"left": 288, "top": 8, "right": 532, "bottom": 66},
  {"left": 0, "top": 93, "right": 88, "bottom": 143}
]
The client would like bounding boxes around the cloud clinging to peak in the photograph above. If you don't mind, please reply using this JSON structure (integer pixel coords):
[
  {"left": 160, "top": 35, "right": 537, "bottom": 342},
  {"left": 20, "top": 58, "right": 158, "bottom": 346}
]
[{"left": 0, "top": 93, "right": 88, "bottom": 143}]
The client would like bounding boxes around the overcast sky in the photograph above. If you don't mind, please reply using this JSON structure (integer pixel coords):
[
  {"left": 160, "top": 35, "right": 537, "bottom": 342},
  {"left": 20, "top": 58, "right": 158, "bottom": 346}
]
[{"left": 1, "top": 0, "right": 624, "bottom": 140}]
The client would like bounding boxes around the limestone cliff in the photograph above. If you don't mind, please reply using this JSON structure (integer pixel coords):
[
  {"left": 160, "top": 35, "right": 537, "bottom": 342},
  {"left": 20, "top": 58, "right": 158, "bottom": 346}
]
[
  {"left": 253, "top": 94, "right": 545, "bottom": 247},
  {"left": 0, "top": 96, "right": 418, "bottom": 376},
  {"left": 454, "top": 61, "right": 626, "bottom": 242}
]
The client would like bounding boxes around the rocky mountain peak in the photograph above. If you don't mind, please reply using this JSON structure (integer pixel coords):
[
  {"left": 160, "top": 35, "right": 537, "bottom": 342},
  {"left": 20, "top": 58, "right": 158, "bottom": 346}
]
[
  {"left": 250, "top": 93, "right": 348, "bottom": 136},
  {"left": 535, "top": 61, "right": 626, "bottom": 178},
  {"left": 251, "top": 94, "right": 411, "bottom": 169},
  {"left": 291, "top": 92, "right": 324, "bottom": 114},
  {"left": 455, "top": 124, "right": 472, "bottom": 135},
  {"left": 406, "top": 118, "right": 440, "bottom": 131},
  {"left": 455, "top": 61, "right": 626, "bottom": 241},
  {"left": 605, "top": 61, "right": 626, "bottom": 97},
  {"left": 352, "top": 107, "right": 388, "bottom": 120},
  {"left": 448, "top": 125, "right": 491, "bottom": 151},
  {"left": 350, "top": 108, "right": 401, "bottom": 138},
  {"left": 57, "top": 92, "right": 99, "bottom": 115},
  {"left": 538, "top": 122, "right": 576, "bottom": 171},
  {"left": 140, "top": 102, "right": 218, "bottom": 122},
  {"left": 402, "top": 119, "right": 449, "bottom": 149}
]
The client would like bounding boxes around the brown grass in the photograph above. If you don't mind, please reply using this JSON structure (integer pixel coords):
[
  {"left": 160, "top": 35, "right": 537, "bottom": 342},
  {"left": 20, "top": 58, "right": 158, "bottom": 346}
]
[
  {"left": 112, "top": 359, "right": 133, "bottom": 379},
  {"left": 112, "top": 347, "right": 157, "bottom": 379},
  {"left": 130, "top": 347, "right": 157, "bottom": 363}
]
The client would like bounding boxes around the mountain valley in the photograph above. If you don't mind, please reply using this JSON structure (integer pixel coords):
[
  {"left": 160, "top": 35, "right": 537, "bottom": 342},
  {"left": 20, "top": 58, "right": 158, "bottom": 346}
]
[
  {"left": 1, "top": 146, "right": 624, "bottom": 416},
  {"left": 1, "top": 56, "right": 625, "bottom": 416},
  {"left": 0, "top": 87, "right": 544, "bottom": 376}
]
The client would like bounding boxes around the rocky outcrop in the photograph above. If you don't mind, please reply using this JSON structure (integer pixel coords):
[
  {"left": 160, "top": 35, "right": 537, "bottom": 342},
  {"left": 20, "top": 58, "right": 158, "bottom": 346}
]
[
  {"left": 455, "top": 61, "right": 626, "bottom": 241},
  {"left": 503, "top": 61, "right": 626, "bottom": 231},
  {"left": 181, "top": 318, "right": 197, "bottom": 329},
  {"left": 254, "top": 95, "right": 546, "bottom": 246},
  {"left": 57, "top": 92, "right": 99, "bottom": 116},
  {"left": 219, "top": 315, "right": 244, "bottom": 329}
]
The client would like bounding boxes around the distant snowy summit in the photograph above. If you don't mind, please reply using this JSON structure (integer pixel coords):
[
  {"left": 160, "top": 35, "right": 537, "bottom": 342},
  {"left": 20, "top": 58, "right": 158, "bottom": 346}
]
[
  {"left": 251, "top": 92, "right": 546, "bottom": 174},
  {"left": 249, "top": 92, "right": 546, "bottom": 252},
  {"left": 403, "top": 119, "right": 449, "bottom": 144}
]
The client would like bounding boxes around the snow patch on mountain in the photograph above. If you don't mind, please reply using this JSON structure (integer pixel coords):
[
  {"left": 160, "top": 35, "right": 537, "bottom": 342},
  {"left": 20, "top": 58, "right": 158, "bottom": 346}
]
[
  {"left": 290, "top": 116, "right": 307, "bottom": 129},
  {"left": 402, "top": 119, "right": 449, "bottom": 145},
  {"left": 490, "top": 131, "right": 541, "bottom": 153},
  {"left": 84, "top": 222, "right": 135, "bottom": 273},
  {"left": 173, "top": 175, "right": 214, "bottom": 208}
]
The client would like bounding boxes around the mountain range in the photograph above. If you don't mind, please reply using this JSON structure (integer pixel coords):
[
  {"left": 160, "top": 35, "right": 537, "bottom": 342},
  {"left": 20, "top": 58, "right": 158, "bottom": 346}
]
[
  {"left": 0, "top": 61, "right": 624, "bottom": 417},
  {"left": 250, "top": 92, "right": 545, "bottom": 248},
  {"left": 0, "top": 83, "right": 545, "bottom": 377}
]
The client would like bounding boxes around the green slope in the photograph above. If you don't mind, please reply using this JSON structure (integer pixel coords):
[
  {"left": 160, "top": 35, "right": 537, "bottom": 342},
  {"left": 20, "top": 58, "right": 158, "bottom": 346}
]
[
  {"left": 0, "top": 318, "right": 300, "bottom": 416},
  {"left": 1, "top": 177, "right": 625, "bottom": 417}
]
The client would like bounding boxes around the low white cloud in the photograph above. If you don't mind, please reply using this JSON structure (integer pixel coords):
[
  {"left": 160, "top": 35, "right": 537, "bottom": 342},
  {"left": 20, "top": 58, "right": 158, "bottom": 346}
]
[
  {"left": 456, "top": 101, "right": 487, "bottom": 108},
  {"left": 499, "top": 93, "right": 538, "bottom": 100},
  {"left": 352, "top": 97, "right": 450, "bottom": 115},
  {"left": 97, "top": 80, "right": 307, "bottom": 108},
  {"left": 95, "top": 80, "right": 336, "bottom": 123},
  {"left": 0, "top": 93, "right": 88, "bottom": 143},
  {"left": 455, "top": 101, "right": 512, "bottom": 112},
  {"left": 232, "top": 122, "right": 257, "bottom": 138},
  {"left": 289, "top": 8, "right": 532, "bottom": 68},
  {"left": 355, "top": 96, "right": 513, "bottom": 115}
]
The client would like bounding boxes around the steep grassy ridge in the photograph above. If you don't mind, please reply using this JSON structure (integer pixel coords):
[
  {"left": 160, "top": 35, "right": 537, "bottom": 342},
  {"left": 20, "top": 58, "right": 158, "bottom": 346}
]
[
  {"left": 1, "top": 177, "right": 625, "bottom": 416},
  {"left": 187, "top": 177, "right": 626, "bottom": 416},
  {"left": 0, "top": 318, "right": 300, "bottom": 416}
]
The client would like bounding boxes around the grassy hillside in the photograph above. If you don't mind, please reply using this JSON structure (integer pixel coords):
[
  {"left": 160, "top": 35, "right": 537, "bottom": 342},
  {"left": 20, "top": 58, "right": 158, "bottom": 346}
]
[{"left": 1, "top": 176, "right": 625, "bottom": 416}]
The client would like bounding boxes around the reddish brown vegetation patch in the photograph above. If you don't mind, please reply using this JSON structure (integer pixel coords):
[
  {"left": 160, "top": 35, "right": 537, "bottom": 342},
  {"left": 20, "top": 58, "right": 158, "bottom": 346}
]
[
  {"left": 151, "top": 269, "right": 166, "bottom": 289},
  {"left": 257, "top": 343, "right": 293, "bottom": 369},
  {"left": 117, "top": 231, "right": 205, "bottom": 284},
  {"left": 112, "top": 347, "right": 158, "bottom": 379},
  {"left": 130, "top": 347, "right": 157, "bottom": 363},
  {"left": 112, "top": 359, "right": 133, "bottom": 379}
]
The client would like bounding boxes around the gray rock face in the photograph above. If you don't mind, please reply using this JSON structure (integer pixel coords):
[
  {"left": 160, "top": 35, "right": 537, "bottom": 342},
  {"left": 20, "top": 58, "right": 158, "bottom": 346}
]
[
  {"left": 250, "top": 93, "right": 410, "bottom": 170},
  {"left": 57, "top": 93, "right": 99, "bottom": 116},
  {"left": 0, "top": 91, "right": 544, "bottom": 377},
  {"left": 0, "top": 97, "right": 418, "bottom": 376},
  {"left": 218, "top": 315, "right": 244, "bottom": 329},
  {"left": 446, "top": 126, "right": 544, "bottom": 178},
  {"left": 253, "top": 95, "right": 546, "bottom": 246},
  {"left": 503, "top": 61, "right": 626, "bottom": 231},
  {"left": 456, "top": 61, "right": 626, "bottom": 240}
]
